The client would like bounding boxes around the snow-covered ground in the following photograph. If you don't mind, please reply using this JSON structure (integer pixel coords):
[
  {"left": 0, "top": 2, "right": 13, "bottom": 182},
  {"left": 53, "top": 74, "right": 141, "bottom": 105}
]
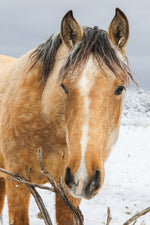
[
  {"left": 2, "top": 90, "right": 150, "bottom": 225},
  {"left": 122, "top": 90, "right": 150, "bottom": 127}
]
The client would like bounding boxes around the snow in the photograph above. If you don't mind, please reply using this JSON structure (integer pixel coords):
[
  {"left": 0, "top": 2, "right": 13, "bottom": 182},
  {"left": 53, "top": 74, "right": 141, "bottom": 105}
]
[
  {"left": 122, "top": 90, "right": 150, "bottom": 127},
  {"left": 1, "top": 90, "right": 150, "bottom": 225}
]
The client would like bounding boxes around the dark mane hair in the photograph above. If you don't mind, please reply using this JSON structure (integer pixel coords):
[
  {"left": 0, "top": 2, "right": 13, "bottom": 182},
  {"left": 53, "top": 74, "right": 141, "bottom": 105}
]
[
  {"left": 29, "top": 33, "right": 62, "bottom": 84},
  {"left": 59, "top": 27, "right": 136, "bottom": 85},
  {"left": 30, "top": 27, "right": 137, "bottom": 86}
]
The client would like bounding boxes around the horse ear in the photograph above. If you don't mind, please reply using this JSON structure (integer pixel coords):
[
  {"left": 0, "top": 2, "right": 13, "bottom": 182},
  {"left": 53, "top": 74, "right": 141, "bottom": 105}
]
[
  {"left": 108, "top": 8, "right": 129, "bottom": 55},
  {"left": 61, "top": 10, "right": 83, "bottom": 48}
]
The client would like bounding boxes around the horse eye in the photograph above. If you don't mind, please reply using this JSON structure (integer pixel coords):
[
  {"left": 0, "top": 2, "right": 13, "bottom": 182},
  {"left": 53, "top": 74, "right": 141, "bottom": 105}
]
[
  {"left": 61, "top": 83, "right": 68, "bottom": 94},
  {"left": 114, "top": 86, "right": 126, "bottom": 95}
]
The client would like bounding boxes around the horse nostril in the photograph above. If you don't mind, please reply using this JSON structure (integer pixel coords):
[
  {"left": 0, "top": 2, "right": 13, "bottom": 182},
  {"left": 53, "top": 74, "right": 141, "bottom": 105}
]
[
  {"left": 85, "top": 170, "right": 101, "bottom": 197},
  {"left": 65, "top": 167, "right": 75, "bottom": 188}
]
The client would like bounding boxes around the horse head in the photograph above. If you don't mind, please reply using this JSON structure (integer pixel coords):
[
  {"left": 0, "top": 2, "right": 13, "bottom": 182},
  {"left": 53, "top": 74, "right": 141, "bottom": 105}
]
[{"left": 59, "top": 9, "right": 131, "bottom": 199}]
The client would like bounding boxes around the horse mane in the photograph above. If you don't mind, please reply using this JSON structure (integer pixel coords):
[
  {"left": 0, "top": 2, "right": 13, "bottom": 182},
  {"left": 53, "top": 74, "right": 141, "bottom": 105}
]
[
  {"left": 29, "top": 26, "right": 136, "bottom": 86},
  {"left": 59, "top": 27, "right": 136, "bottom": 85},
  {"left": 29, "top": 33, "right": 62, "bottom": 85}
]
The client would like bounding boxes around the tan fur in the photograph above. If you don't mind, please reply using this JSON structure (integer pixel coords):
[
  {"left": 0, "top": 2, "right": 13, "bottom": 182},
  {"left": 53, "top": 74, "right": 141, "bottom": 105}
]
[
  {"left": 0, "top": 178, "right": 5, "bottom": 214},
  {"left": 0, "top": 9, "right": 129, "bottom": 225},
  {"left": 0, "top": 50, "right": 71, "bottom": 224},
  {"left": 65, "top": 60, "right": 125, "bottom": 196}
]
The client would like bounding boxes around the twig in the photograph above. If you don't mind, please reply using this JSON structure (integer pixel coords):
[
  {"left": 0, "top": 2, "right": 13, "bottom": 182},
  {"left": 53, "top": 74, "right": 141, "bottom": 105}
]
[
  {"left": 106, "top": 207, "right": 112, "bottom": 225},
  {"left": 2, "top": 150, "right": 149, "bottom": 225},
  {"left": 59, "top": 178, "right": 84, "bottom": 225},
  {"left": 0, "top": 148, "right": 84, "bottom": 225},
  {"left": 0, "top": 168, "right": 54, "bottom": 192},
  {"left": 0, "top": 168, "right": 53, "bottom": 225},
  {"left": 25, "top": 185, "right": 53, "bottom": 225},
  {"left": 123, "top": 207, "right": 150, "bottom": 225},
  {"left": 38, "top": 148, "right": 84, "bottom": 225}
]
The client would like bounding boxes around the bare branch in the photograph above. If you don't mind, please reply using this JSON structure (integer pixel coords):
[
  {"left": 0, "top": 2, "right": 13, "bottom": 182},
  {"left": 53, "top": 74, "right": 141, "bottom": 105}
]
[
  {"left": 0, "top": 148, "right": 84, "bottom": 225},
  {"left": 38, "top": 148, "right": 45, "bottom": 171},
  {"left": 25, "top": 184, "right": 53, "bottom": 225},
  {"left": 106, "top": 207, "right": 112, "bottom": 225},
  {"left": 25, "top": 185, "right": 53, "bottom": 225},
  {"left": 1, "top": 151, "right": 150, "bottom": 225},
  {"left": 123, "top": 207, "right": 150, "bottom": 225},
  {"left": 0, "top": 168, "right": 54, "bottom": 192},
  {"left": 0, "top": 168, "right": 53, "bottom": 225},
  {"left": 59, "top": 178, "right": 84, "bottom": 225},
  {"left": 38, "top": 149, "right": 84, "bottom": 225}
]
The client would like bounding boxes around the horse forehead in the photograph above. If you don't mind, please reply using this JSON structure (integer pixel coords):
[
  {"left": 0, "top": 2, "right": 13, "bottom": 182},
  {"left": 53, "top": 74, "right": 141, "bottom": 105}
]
[
  {"left": 78, "top": 56, "right": 97, "bottom": 92},
  {"left": 77, "top": 56, "right": 116, "bottom": 93}
]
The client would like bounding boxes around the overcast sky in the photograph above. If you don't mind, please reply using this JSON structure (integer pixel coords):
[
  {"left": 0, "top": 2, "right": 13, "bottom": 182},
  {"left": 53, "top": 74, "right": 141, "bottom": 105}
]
[{"left": 0, "top": 0, "right": 149, "bottom": 90}]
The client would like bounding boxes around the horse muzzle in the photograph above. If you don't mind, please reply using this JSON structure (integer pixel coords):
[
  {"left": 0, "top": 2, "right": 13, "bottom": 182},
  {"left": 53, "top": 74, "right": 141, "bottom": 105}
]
[{"left": 65, "top": 167, "right": 101, "bottom": 199}]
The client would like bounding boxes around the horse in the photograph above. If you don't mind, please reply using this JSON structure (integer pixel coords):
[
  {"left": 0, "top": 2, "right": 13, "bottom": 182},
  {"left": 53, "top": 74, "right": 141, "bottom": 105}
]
[{"left": 0, "top": 8, "right": 136, "bottom": 225}]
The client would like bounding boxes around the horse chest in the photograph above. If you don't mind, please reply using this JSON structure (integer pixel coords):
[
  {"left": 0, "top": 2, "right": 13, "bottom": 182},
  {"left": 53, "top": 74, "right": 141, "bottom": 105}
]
[
  {"left": 28, "top": 145, "right": 69, "bottom": 184},
  {"left": 0, "top": 99, "right": 68, "bottom": 181}
]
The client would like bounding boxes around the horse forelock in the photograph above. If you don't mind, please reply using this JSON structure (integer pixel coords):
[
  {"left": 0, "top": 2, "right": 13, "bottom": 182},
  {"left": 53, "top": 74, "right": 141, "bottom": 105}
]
[
  {"left": 29, "top": 26, "right": 136, "bottom": 88},
  {"left": 58, "top": 27, "right": 136, "bottom": 86}
]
